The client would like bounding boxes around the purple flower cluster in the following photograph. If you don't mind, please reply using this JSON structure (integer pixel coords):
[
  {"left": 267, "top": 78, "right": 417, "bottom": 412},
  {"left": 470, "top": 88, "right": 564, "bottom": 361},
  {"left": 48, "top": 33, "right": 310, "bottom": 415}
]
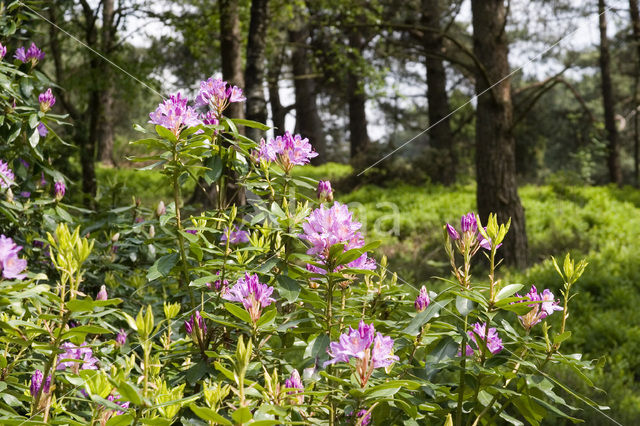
[
  {"left": 56, "top": 342, "right": 99, "bottom": 372},
  {"left": 325, "top": 320, "right": 398, "bottom": 387},
  {"left": 515, "top": 285, "right": 563, "bottom": 330},
  {"left": 256, "top": 132, "right": 318, "bottom": 172},
  {"left": 107, "top": 394, "right": 130, "bottom": 415},
  {"left": 284, "top": 369, "right": 304, "bottom": 404},
  {"left": 222, "top": 273, "right": 275, "bottom": 323},
  {"left": 149, "top": 93, "right": 202, "bottom": 138},
  {"left": 221, "top": 225, "right": 250, "bottom": 244},
  {"left": 54, "top": 181, "right": 65, "bottom": 201},
  {"left": 414, "top": 286, "right": 430, "bottom": 312},
  {"left": 116, "top": 329, "right": 127, "bottom": 347},
  {"left": 0, "top": 160, "right": 15, "bottom": 189},
  {"left": 30, "top": 370, "right": 51, "bottom": 397},
  {"left": 195, "top": 77, "right": 245, "bottom": 118},
  {"left": 0, "top": 43, "right": 6, "bottom": 60},
  {"left": 185, "top": 311, "right": 207, "bottom": 335},
  {"left": 206, "top": 270, "right": 229, "bottom": 291},
  {"left": 14, "top": 42, "right": 45, "bottom": 65},
  {"left": 39, "top": 88, "right": 56, "bottom": 112},
  {"left": 462, "top": 322, "right": 504, "bottom": 356},
  {"left": 317, "top": 180, "right": 333, "bottom": 203},
  {"left": 446, "top": 212, "right": 499, "bottom": 251},
  {"left": 301, "top": 202, "right": 375, "bottom": 273},
  {"left": 0, "top": 235, "right": 28, "bottom": 280},
  {"left": 356, "top": 409, "right": 372, "bottom": 426}
]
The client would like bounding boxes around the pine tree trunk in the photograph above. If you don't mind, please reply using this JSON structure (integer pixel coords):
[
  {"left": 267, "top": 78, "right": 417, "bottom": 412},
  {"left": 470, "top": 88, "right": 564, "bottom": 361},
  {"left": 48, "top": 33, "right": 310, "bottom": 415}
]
[
  {"left": 629, "top": 0, "right": 640, "bottom": 185},
  {"left": 599, "top": 0, "right": 622, "bottom": 185},
  {"left": 98, "top": 0, "right": 115, "bottom": 166},
  {"left": 268, "top": 56, "right": 287, "bottom": 133},
  {"left": 244, "top": 0, "right": 269, "bottom": 142},
  {"left": 347, "top": 30, "right": 369, "bottom": 160},
  {"left": 220, "top": 0, "right": 245, "bottom": 122},
  {"left": 471, "top": 0, "right": 528, "bottom": 267},
  {"left": 289, "top": 28, "right": 326, "bottom": 163},
  {"left": 422, "top": 0, "right": 455, "bottom": 185}
]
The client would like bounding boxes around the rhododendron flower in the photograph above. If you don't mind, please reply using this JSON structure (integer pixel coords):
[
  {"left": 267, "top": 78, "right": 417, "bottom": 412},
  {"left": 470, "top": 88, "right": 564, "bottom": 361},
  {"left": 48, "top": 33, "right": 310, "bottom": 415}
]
[
  {"left": 38, "top": 88, "right": 56, "bottom": 112},
  {"left": 96, "top": 285, "right": 108, "bottom": 301},
  {"left": 54, "top": 181, "right": 65, "bottom": 201},
  {"left": 478, "top": 227, "right": 502, "bottom": 251},
  {"left": 414, "top": 286, "right": 430, "bottom": 312},
  {"left": 57, "top": 342, "right": 99, "bottom": 372},
  {"left": 223, "top": 273, "right": 275, "bottom": 323},
  {"left": 0, "top": 160, "right": 15, "bottom": 188},
  {"left": 195, "top": 77, "right": 245, "bottom": 118},
  {"left": 107, "top": 394, "right": 130, "bottom": 415},
  {"left": 317, "top": 180, "right": 333, "bottom": 203},
  {"left": 461, "top": 322, "right": 503, "bottom": 356},
  {"left": 515, "top": 285, "right": 563, "bottom": 330},
  {"left": 325, "top": 320, "right": 398, "bottom": 387},
  {"left": 116, "top": 329, "right": 127, "bottom": 346},
  {"left": 201, "top": 110, "right": 220, "bottom": 126},
  {"left": 0, "top": 235, "right": 27, "bottom": 280},
  {"left": 460, "top": 212, "right": 477, "bottom": 233},
  {"left": 30, "top": 370, "right": 51, "bottom": 397},
  {"left": 356, "top": 409, "right": 372, "bottom": 426},
  {"left": 256, "top": 132, "right": 318, "bottom": 172},
  {"left": 20, "top": 191, "right": 30, "bottom": 198},
  {"left": 0, "top": 43, "right": 6, "bottom": 60},
  {"left": 185, "top": 310, "right": 207, "bottom": 335},
  {"left": 284, "top": 369, "right": 304, "bottom": 404},
  {"left": 221, "top": 225, "right": 250, "bottom": 244},
  {"left": 446, "top": 223, "right": 459, "bottom": 240},
  {"left": 301, "top": 202, "right": 375, "bottom": 273},
  {"left": 206, "top": 270, "right": 229, "bottom": 291},
  {"left": 156, "top": 201, "right": 166, "bottom": 216},
  {"left": 149, "top": 93, "right": 202, "bottom": 137},
  {"left": 15, "top": 42, "right": 45, "bottom": 65}
]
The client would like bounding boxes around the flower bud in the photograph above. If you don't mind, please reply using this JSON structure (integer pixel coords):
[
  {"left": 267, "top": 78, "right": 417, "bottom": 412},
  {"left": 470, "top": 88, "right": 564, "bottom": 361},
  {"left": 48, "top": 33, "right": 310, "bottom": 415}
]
[
  {"left": 38, "top": 88, "right": 56, "bottom": 112},
  {"left": 156, "top": 201, "right": 166, "bottom": 216},
  {"left": 446, "top": 223, "right": 459, "bottom": 241},
  {"left": 317, "top": 180, "right": 333, "bottom": 203},
  {"left": 460, "top": 212, "right": 477, "bottom": 234},
  {"left": 111, "top": 233, "right": 120, "bottom": 243},
  {"left": 116, "top": 329, "right": 127, "bottom": 346},
  {"left": 30, "top": 370, "right": 51, "bottom": 397},
  {"left": 148, "top": 225, "right": 155, "bottom": 238},
  {"left": 96, "top": 285, "right": 108, "bottom": 301},
  {"left": 414, "top": 286, "right": 430, "bottom": 312},
  {"left": 54, "top": 181, "right": 65, "bottom": 201}
]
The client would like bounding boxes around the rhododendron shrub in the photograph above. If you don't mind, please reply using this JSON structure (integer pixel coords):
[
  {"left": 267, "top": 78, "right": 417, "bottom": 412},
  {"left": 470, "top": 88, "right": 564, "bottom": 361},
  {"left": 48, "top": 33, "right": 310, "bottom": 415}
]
[{"left": 0, "top": 13, "right": 605, "bottom": 426}]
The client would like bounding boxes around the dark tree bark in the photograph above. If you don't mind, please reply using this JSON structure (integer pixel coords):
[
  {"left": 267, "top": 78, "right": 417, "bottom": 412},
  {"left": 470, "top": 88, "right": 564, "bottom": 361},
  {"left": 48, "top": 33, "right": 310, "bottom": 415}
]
[
  {"left": 347, "top": 30, "right": 370, "bottom": 159},
  {"left": 471, "top": 0, "right": 528, "bottom": 267},
  {"left": 289, "top": 28, "right": 326, "bottom": 163},
  {"left": 422, "top": 0, "right": 456, "bottom": 185},
  {"left": 97, "top": 0, "right": 115, "bottom": 166},
  {"left": 599, "top": 0, "right": 622, "bottom": 185},
  {"left": 267, "top": 51, "right": 288, "bottom": 133},
  {"left": 629, "top": 0, "right": 640, "bottom": 185},
  {"left": 220, "top": 0, "right": 245, "bottom": 121},
  {"left": 244, "top": 0, "right": 269, "bottom": 142}
]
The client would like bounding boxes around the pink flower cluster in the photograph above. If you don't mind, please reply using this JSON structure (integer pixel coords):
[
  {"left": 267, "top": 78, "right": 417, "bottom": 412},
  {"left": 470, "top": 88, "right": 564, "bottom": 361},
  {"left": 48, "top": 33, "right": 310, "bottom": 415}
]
[
  {"left": 256, "top": 132, "right": 318, "bottom": 172},
  {"left": 223, "top": 273, "right": 275, "bottom": 323},
  {"left": 515, "top": 285, "right": 563, "bottom": 330},
  {"left": 30, "top": 370, "right": 51, "bottom": 397},
  {"left": 56, "top": 342, "right": 99, "bottom": 372},
  {"left": 414, "top": 286, "right": 430, "bottom": 312},
  {"left": 149, "top": 93, "right": 202, "bottom": 138},
  {"left": 0, "top": 235, "right": 27, "bottom": 280},
  {"left": 324, "top": 320, "right": 398, "bottom": 387},
  {"left": 301, "top": 202, "right": 375, "bottom": 273},
  {"left": 317, "top": 180, "right": 333, "bottom": 203},
  {"left": 185, "top": 310, "right": 207, "bottom": 335},
  {"left": 14, "top": 42, "right": 45, "bottom": 65},
  {"left": 284, "top": 369, "right": 304, "bottom": 404},
  {"left": 221, "top": 225, "right": 250, "bottom": 244},
  {"left": 0, "top": 160, "right": 15, "bottom": 189},
  {"left": 39, "top": 88, "right": 56, "bottom": 112},
  {"left": 462, "top": 322, "right": 504, "bottom": 356},
  {"left": 195, "top": 77, "right": 245, "bottom": 118},
  {"left": 446, "top": 212, "right": 498, "bottom": 251}
]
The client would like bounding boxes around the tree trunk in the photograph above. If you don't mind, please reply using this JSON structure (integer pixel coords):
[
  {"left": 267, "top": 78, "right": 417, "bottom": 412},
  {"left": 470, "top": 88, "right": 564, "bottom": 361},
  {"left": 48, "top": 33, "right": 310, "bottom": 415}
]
[
  {"left": 347, "top": 30, "right": 369, "bottom": 160},
  {"left": 630, "top": 0, "right": 640, "bottom": 185},
  {"left": 471, "top": 0, "right": 528, "bottom": 267},
  {"left": 289, "top": 28, "right": 326, "bottom": 163},
  {"left": 599, "top": 0, "right": 622, "bottom": 185},
  {"left": 268, "top": 53, "right": 287, "bottom": 134},
  {"left": 244, "top": 0, "right": 269, "bottom": 142},
  {"left": 220, "top": 0, "right": 245, "bottom": 121},
  {"left": 422, "top": 0, "right": 456, "bottom": 185},
  {"left": 97, "top": 0, "right": 115, "bottom": 166}
]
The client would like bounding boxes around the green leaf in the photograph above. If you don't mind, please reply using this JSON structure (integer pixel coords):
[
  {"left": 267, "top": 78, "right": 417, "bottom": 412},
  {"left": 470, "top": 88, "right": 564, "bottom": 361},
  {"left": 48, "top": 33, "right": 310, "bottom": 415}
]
[
  {"left": 155, "top": 125, "right": 177, "bottom": 143},
  {"left": 204, "top": 156, "right": 223, "bottom": 184},
  {"left": 231, "top": 406, "right": 253, "bottom": 424},
  {"left": 147, "top": 253, "right": 179, "bottom": 281},
  {"left": 495, "top": 283, "right": 524, "bottom": 302},
  {"left": 231, "top": 118, "right": 270, "bottom": 131},
  {"left": 455, "top": 295, "right": 474, "bottom": 316},
  {"left": 190, "top": 405, "right": 232, "bottom": 425},
  {"left": 256, "top": 307, "right": 277, "bottom": 329},
  {"left": 29, "top": 128, "right": 39, "bottom": 148},
  {"left": 189, "top": 242, "right": 203, "bottom": 262},
  {"left": 402, "top": 298, "right": 451, "bottom": 336},
  {"left": 116, "top": 381, "right": 143, "bottom": 406},
  {"left": 553, "top": 331, "right": 572, "bottom": 345},
  {"left": 276, "top": 275, "right": 301, "bottom": 302},
  {"left": 106, "top": 414, "right": 134, "bottom": 426},
  {"left": 224, "top": 302, "right": 252, "bottom": 323}
]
